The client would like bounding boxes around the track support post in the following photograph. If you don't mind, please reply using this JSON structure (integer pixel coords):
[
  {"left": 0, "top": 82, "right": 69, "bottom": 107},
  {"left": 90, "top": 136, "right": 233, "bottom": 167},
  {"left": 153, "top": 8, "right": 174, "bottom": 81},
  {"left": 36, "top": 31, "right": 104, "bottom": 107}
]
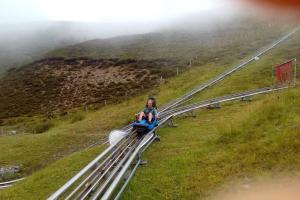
[
  {"left": 188, "top": 110, "right": 196, "bottom": 118},
  {"left": 241, "top": 96, "right": 252, "bottom": 102},
  {"left": 207, "top": 102, "right": 221, "bottom": 109},
  {"left": 167, "top": 117, "right": 178, "bottom": 127}
]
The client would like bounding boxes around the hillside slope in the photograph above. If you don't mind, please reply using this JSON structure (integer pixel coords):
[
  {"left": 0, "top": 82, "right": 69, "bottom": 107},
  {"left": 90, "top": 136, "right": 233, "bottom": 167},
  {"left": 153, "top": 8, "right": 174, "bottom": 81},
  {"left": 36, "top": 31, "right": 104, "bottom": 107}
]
[
  {"left": 0, "top": 28, "right": 299, "bottom": 199},
  {"left": 122, "top": 31, "right": 300, "bottom": 199}
]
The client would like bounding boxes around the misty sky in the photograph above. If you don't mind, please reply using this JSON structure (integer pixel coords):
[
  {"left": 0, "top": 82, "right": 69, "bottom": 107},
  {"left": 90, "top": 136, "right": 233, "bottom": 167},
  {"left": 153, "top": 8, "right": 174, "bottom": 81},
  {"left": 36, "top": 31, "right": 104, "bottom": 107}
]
[{"left": 0, "top": 0, "right": 230, "bottom": 24}]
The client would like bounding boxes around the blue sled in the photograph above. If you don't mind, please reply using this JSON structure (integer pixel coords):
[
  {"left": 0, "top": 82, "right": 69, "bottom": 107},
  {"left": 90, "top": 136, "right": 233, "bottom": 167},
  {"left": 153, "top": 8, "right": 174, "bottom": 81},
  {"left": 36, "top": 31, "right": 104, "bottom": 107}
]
[{"left": 132, "top": 119, "right": 158, "bottom": 135}]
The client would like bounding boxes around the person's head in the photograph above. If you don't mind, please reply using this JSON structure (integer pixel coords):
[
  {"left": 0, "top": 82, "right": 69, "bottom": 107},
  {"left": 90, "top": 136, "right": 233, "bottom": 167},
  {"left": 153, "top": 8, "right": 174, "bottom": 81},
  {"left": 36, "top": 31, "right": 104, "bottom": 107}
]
[{"left": 146, "top": 97, "right": 156, "bottom": 108}]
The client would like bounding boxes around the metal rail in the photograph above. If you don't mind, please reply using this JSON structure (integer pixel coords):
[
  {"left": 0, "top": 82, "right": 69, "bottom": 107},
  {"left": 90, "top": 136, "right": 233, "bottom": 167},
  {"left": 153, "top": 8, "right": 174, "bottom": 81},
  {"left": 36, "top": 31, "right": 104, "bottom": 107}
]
[
  {"left": 48, "top": 27, "right": 298, "bottom": 200},
  {"left": 0, "top": 178, "right": 25, "bottom": 189},
  {"left": 49, "top": 86, "right": 289, "bottom": 199}
]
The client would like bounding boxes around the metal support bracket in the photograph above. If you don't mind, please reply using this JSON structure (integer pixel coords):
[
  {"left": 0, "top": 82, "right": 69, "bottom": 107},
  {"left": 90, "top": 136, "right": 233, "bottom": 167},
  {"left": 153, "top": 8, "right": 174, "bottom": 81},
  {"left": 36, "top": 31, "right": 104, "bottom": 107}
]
[
  {"left": 188, "top": 110, "right": 196, "bottom": 118},
  {"left": 207, "top": 102, "right": 221, "bottom": 109},
  {"left": 167, "top": 117, "right": 177, "bottom": 127},
  {"left": 241, "top": 96, "right": 252, "bottom": 101},
  {"left": 139, "top": 160, "right": 148, "bottom": 165},
  {"left": 154, "top": 134, "right": 161, "bottom": 142}
]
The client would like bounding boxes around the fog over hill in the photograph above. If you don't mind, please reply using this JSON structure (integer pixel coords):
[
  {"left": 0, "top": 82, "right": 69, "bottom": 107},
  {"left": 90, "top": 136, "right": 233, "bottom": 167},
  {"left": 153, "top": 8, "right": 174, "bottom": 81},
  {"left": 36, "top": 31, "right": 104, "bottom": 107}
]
[
  {"left": 0, "top": 5, "right": 297, "bottom": 74},
  {"left": 46, "top": 13, "right": 296, "bottom": 66},
  {"left": 0, "top": 21, "right": 161, "bottom": 73}
]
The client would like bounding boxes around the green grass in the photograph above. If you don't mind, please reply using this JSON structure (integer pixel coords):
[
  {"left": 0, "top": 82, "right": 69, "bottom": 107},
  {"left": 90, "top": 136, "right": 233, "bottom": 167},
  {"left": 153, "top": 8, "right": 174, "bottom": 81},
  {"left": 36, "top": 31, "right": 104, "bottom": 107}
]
[
  {"left": 185, "top": 31, "right": 300, "bottom": 104},
  {"left": 0, "top": 61, "right": 229, "bottom": 178},
  {"left": 120, "top": 32, "right": 300, "bottom": 199},
  {"left": 123, "top": 87, "right": 300, "bottom": 200},
  {"left": 0, "top": 147, "right": 103, "bottom": 200},
  {"left": 0, "top": 61, "right": 231, "bottom": 199}
]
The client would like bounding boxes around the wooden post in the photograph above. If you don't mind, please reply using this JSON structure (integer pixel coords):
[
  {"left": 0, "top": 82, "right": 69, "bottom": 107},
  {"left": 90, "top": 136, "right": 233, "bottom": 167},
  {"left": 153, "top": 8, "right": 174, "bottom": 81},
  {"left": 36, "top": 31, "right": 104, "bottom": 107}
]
[
  {"left": 294, "top": 58, "right": 297, "bottom": 85},
  {"left": 272, "top": 66, "right": 275, "bottom": 87}
]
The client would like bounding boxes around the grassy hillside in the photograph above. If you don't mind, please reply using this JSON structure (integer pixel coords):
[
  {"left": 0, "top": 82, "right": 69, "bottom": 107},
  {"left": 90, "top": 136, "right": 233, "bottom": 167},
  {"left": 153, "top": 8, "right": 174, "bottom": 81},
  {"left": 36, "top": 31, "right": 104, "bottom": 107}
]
[
  {"left": 123, "top": 87, "right": 300, "bottom": 200},
  {"left": 121, "top": 32, "right": 300, "bottom": 199},
  {"left": 0, "top": 27, "right": 299, "bottom": 199},
  {"left": 0, "top": 16, "right": 295, "bottom": 185},
  {"left": 0, "top": 60, "right": 228, "bottom": 182}
]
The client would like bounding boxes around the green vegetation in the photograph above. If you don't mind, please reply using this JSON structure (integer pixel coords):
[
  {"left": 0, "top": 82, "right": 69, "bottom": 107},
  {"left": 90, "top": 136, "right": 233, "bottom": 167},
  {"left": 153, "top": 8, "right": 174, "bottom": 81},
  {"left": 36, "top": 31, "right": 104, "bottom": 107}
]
[
  {"left": 69, "top": 112, "right": 85, "bottom": 124},
  {"left": 0, "top": 147, "right": 103, "bottom": 200},
  {"left": 123, "top": 87, "right": 300, "bottom": 200},
  {"left": 0, "top": 60, "right": 228, "bottom": 180},
  {"left": 121, "top": 32, "right": 300, "bottom": 199},
  {"left": 31, "top": 120, "right": 54, "bottom": 134}
]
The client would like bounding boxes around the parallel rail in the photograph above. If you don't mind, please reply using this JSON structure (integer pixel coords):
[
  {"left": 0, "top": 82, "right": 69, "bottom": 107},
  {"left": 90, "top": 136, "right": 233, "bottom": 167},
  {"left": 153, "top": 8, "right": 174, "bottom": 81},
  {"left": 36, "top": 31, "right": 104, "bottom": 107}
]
[
  {"left": 48, "top": 86, "right": 289, "bottom": 200},
  {"left": 0, "top": 178, "right": 25, "bottom": 190},
  {"left": 98, "top": 86, "right": 289, "bottom": 200}
]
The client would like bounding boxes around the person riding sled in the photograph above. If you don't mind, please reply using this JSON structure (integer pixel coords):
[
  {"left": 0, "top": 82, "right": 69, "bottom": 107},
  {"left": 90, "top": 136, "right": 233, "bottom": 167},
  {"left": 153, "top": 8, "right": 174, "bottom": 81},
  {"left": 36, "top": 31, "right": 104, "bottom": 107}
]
[{"left": 136, "top": 97, "right": 158, "bottom": 124}]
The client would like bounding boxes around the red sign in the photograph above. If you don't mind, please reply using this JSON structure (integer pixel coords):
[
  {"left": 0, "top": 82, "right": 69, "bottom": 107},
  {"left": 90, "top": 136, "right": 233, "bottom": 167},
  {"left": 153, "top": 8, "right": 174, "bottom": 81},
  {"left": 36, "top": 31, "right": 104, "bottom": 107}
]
[{"left": 275, "top": 60, "right": 293, "bottom": 85}]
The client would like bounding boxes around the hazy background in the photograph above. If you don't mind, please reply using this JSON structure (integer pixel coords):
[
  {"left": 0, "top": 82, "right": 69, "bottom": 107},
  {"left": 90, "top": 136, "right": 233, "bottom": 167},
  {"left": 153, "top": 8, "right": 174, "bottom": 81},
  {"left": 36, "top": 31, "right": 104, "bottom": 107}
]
[
  {"left": 0, "top": 0, "right": 239, "bottom": 72},
  {"left": 0, "top": 0, "right": 298, "bottom": 73}
]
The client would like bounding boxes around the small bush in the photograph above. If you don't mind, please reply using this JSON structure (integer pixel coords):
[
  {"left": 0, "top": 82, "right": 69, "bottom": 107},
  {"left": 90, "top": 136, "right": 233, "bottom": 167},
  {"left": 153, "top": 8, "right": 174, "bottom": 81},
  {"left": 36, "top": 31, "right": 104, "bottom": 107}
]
[
  {"left": 32, "top": 121, "right": 54, "bottom": 134},
  {"left": 70, "top": 113, "right": 85, "bottom": 124}
]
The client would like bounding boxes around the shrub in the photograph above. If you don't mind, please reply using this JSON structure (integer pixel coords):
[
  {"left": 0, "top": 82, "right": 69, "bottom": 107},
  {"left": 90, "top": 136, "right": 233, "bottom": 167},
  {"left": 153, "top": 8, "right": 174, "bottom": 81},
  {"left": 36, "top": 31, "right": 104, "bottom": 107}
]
[
  {"left": 70, "top": 113, "right": 85, "bottom": 124},
  {"left": 32, "top": 120, "right": 54, "bottom": 134}
]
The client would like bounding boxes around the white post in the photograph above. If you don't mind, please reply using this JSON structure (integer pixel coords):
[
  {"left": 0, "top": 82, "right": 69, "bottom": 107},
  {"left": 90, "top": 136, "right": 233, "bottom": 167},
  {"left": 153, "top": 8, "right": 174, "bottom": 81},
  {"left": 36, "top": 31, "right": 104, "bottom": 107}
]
[{"left": 176, "top": 67, "right": 179, "bottom": 76}]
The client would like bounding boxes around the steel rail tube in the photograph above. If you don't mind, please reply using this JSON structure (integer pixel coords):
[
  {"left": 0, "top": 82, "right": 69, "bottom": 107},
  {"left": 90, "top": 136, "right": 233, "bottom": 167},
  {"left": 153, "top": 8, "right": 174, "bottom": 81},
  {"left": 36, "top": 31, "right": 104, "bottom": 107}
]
[
  {"left": 160, "top": 86, "right": 276, "bottom": 116},
  {"left": 100, "top": 132, "right": 159, "bottom": 200},
  {"left": 79, "top": 138, "right": 138, "bottom": 200},
  {"left": 159, "top": 87, "right": 271, "bottom": 117},
  {"left": 0, "top": 178, "right": 25, "bottom": 186},
  {"left": 114, "top": 159, "right": 141, "bottom": 200},
  {"left": 65, "top": 135, "right": 135, "bottom": 200},
  {"left": 47, "top": 134, "right": 130, "bottom": 200},
  {"left": 113, "top": 133, "right": 161, "bottom": 200},
  {"left": 171, "top": 87, "right": 288, "bottom": 117},
  {"left": 90, "top": 139, "right": 140, "bottom": 200},
  {"left": 0, "top": 185, "right": 11, "bottom": 189}
]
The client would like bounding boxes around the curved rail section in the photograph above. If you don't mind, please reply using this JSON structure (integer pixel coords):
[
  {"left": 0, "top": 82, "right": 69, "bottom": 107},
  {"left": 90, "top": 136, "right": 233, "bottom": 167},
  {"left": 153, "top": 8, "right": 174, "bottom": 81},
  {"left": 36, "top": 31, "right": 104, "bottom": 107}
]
[{"left": 48, "top": 86, "right": 289, "bottom": 200}]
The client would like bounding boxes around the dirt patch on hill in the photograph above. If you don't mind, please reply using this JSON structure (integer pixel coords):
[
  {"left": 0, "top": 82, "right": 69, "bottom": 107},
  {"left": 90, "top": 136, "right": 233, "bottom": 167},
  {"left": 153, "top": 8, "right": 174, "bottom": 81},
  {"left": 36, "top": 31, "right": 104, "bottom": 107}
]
[{"left": 0, "top": 57, "right": 178, "bottom": 119}]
